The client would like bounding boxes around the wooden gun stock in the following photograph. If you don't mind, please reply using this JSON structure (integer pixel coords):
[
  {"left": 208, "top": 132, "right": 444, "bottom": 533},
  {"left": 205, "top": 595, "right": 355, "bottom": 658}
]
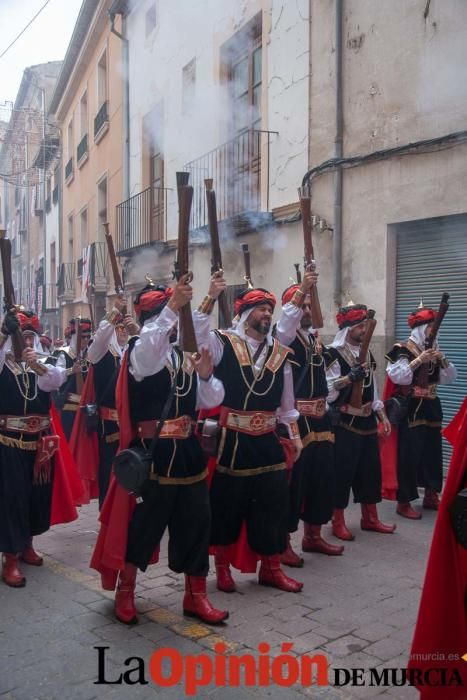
[
  {"left": 417, "top": 293, "right": 450, "bottom": 388},
  {"left": 175, "top": 172, "right": 198, "bottom": 353},
  {"left": 349, "top": 309, "right": 376, "bottom": 409},
  {"left": 204, "top": 179, "right": 231, "bottom": 328},
  {"left": 0, "top": 229, "right": 25, "bottom": 361},
  {"left": 242, "top": 244, "right": 253, "bottom": 288},
  {"left": 298, "top": 191, "right": 323, "bottom": 329},
  {"left": 103, "top": 223, "right": 126, "bottom": 315}
]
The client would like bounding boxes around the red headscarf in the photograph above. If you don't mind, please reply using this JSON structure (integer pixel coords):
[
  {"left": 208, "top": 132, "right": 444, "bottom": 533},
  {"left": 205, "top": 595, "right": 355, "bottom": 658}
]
[
  {"left": 133, "top": 288, "right": 173, "bottom": 318},
  {"left": 17, "top": 310, "right": 41, "bottom": 333},
  {"left": 234, "top": 288, "right": 276, "bottom": 317},
  {"left": 281, "top": 284, "right": 300, "bottom": 306},
  {"left": 336, "top": 304, "right": 368, "bottom": 329},
  {"left": 407, "top": 307, "right": 436, "bottom": 329},
  {"left": 69, "top": 318, "right": 92, "bottom": 335}
]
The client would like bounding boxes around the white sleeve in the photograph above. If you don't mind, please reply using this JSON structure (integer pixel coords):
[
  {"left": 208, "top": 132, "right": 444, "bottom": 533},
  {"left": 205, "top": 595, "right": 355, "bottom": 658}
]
[
  {"left": 37, "top": 364, "right": 65, "bottom": 392},
  {"left": 372, "top": 372, "right": 384, "bottom": 412},
  {"left": 130, "top": 306, "right": 178, "bottom": 382},
  {"left": 386, "top": 358, "right": 413, "bottom": 386},
  {"left": 276, "top": 362, "right": 299, "bottom": 432},
  {"left": 440, "top": 362, "right": 457, "bottom": 385},
  {"left": 275, "top": 304, "right": 302, "bottom": 346},
  {"left": 87, "top": 319, "right": 115, "bottom": 364},
  {"left": 196, "top": 375, "right": 225, "bottom": 409},
  {"left": 192, "top": 310, "right": 224, "bottom": 366},
  {"left": 326, "top": 359, "right": 342, "bottom": 403}
]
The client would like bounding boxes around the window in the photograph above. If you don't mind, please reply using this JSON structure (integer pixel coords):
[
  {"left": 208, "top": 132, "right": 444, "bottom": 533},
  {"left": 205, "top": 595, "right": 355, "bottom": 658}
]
[
  {"left": 80, "top": 208, "right": 88, "bottom": 251},
  {"left": 50, "top": 242, "right": 56, "bottom": 286},
  {"left": 222, "top": 14, "right": 262, "bottom": 135},
  {"left": 67, "top": 119, "right": 74, "bottom": 160},
  {"left": 97, "top": 176, "right": 107, "bottom": 242},
  {"left": 67, "top": 214, "right": 73, "bottom": 262},
  {"left": 97, "top": 50, "right": 107, "bottom": 109},
  {"left": 182, "top": 58, "right": 196, "bottom": 115},
  {"left": 80, "top": 90, "right": 88, "bottom": 138},
  {"left": 46, "top": 177, "right": 52, "bottom": 200},
  {"left": 145, "top": 3, "right": 157, "bottom": 37},
  {"left": 223, "top": 284, "right": 246, "bottom": 328},
  {"left": 143, "top": 103, "right": 164, "bottom": 241}
]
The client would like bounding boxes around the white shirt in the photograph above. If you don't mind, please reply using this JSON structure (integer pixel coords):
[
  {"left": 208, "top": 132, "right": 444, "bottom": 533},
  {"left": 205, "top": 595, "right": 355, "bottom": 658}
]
[
  {"left": 87, "top": 318, "right": 125, "bottom": 364},
  {"left": 386, "top": 351, "right": 457, "bottom": 386},
  {"left": 130, "top": 305, "right": 224, "bottom": 410},
  {"left": 0, "top": 346, "right": 65, "bottom": 392}
]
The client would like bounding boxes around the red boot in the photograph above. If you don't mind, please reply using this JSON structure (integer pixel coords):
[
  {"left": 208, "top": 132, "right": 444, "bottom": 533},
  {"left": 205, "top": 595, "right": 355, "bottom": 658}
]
[
  {"left": 332, "top": 509, "right": 355, "bottom": 541},
  {"left": 2, "top": 553, "right": 26, "bottom": 588},
  {"left": 302, "top": 523, "right": 344, "bottom": 555},
  {"left": 183, "top": 575, "right": 229, "bottom": 624},
  {"left": 21, "top": 539, "right": 43, "bottom": 566},
  {"left": 280, "top": 534, "right": 304, "bottom": 567},
  {"left": 258, "top": 555, "right": 303, "bottom": 592},
  {"left": 423, "top": 488, "right": 440, "bottom": 510},
  {"left": 361, "top": 504, "right": 396, "bottom": 534},
  {"left": 397, "top": 502, "right": 422, "bottom": 520},
  {"left": 214, "top": 547, "right": 236, "bottom": 592},
  {"left": 115, "top": 563, "right": 138, "bottom": 625}
]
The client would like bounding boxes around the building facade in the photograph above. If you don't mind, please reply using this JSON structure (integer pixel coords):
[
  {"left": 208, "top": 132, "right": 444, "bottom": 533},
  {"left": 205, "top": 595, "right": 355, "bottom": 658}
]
[{"left": 49, "top": 0, "right": 124, "bottom": 329}]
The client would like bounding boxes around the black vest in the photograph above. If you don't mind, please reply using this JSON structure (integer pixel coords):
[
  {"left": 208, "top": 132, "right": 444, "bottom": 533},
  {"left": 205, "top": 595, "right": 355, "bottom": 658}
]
[
  {"left": 128, "top": 341, "right": 204, "bottom": 479},
  {"left": 93, "top": 347, "right": 121, "bottom": 409},
  {"left": 0, "top": 360, "right": 50, "bottom": 443},
  {"left": 213, "top": 331, "right": 290, "bottom": 471}
]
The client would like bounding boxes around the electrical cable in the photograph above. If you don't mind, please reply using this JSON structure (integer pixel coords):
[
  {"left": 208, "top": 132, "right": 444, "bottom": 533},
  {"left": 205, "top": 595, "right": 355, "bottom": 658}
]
[{"left": 0, "top": 0, "right": 52, "bottom": 61}]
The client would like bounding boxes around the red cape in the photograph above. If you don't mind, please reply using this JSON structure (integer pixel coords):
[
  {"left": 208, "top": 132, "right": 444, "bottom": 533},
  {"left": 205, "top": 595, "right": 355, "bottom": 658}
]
[
  {"left": 90, "top": 350, "right": 159, "bottom": 590},
  {"left": 380, "top": 376, "right": 399, "bottom": 500},
  {"left": 69, "top": 366, "right": 99, "bottom": 504},
  {"left": 408, "top": 397, "right": 467, "bottom": 698},
  {"left": 49, "top": 404, "right": 84, "bottom": 525}
]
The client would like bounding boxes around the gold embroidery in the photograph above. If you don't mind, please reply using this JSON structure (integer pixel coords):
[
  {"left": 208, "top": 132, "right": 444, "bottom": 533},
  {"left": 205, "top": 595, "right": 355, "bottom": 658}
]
[
  {"left": 408, "top": 420, "right": 442, "bottom": 429},
  {"left": 0, "top": 433, "right": 37, "bottom": 450},
  {"left": 265, "top": 340, "right": 291, "bottom": 373},
  {"left": 302, "top": 431, "right": 335, "bottom": 448},
  {"left": 336, "top": 422, "right": 377, "bottom": 436},
  {"left": 216, "top": 462, "right": 287, "bottom": 477},
  {"left": 149, "top": 468, "right": 208, "bottom": 485},
  {"left": 105, "top": 432, "right": 120, "bottom": 444}
]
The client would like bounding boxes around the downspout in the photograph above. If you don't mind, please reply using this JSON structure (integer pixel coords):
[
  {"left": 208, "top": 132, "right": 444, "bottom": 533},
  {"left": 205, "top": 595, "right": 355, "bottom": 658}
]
[
  {"left": 333, "top": 0, "right": 343, "bottom": 306},
  {"left": 109, "top": 9, "right": 129, "bottom": 201}
]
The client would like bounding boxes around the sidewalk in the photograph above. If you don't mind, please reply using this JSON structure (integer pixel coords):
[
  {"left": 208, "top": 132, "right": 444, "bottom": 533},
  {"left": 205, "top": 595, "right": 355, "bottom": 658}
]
[{"left": 0, "top": 498, "right": 435, "bottom": 699}]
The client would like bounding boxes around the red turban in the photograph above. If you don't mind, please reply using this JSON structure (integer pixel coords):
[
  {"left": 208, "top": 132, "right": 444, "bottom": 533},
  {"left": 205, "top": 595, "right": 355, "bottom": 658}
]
[
  {"left": 336, "top": 304, "right": 368, "bottom": 329},
  {"left": 408, "top": 307, "right": 436, "bottom": 329},
  {"left": 133, "top": 288, "right": 173, "bottom": 318},
  {"left": 281, "top": 284, "right": 300, "bottom": 306},
  {"left": 69, "top": 318, "right": 92, "bottom": 335},
  {"left": 17, "top": 311, "right": 41, "bottom": 333},
  {"left": 234, "top": 288, "right": 276, "bottom": 317}
]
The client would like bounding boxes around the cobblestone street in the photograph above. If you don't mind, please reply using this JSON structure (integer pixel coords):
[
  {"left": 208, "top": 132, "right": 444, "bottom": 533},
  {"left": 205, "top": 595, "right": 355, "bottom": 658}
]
[{"left": 0, "top": 498, "right": 436, "bottom": 699}]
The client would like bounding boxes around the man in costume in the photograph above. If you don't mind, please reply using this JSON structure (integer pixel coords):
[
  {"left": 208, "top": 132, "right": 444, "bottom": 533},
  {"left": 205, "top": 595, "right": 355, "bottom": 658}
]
[
  {"left": 275, "top": 271, "right": 344, "bottom": 563},
  {"left": 72, "top": 302, "right": 137, "bottom": 507},
  {"left": 384, "top": 304, "right": 456, "bottom": 518},
  {"left": 194, "top": 286, "right": 304, "bottom": 594},
  {"left": 408, "top": 397, "right": 467, "bottom": 699},
  {"left": 92, "top": 275, "right": 228, "bottom": 626},
  {"left": 325, "top": 303, "right": 395, "bottom": 540},
  {"left": 0, "top": 309, "right": 80, "bottom": 587},
  {"left": 55, "top": 318, "right": 92, "bottom": 440}
]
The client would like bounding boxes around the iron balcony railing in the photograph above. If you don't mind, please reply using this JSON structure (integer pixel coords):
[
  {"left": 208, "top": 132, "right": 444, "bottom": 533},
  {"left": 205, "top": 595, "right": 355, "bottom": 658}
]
[
  {"left": 65, "top": 157, "right": 73, "bottom": 181},
  {"left": 43, "top": 283, "right": 58, "bottom": 311},
  {"left": 116, "top": 186, "right": 168, "bottom": 254},
  {"left": 185, "top": 129, "right": 276, "bottom": 231},
  {"left": 91, "top": 241, "right": 108, "bottom": 292},
  {"left": 77, "top": 133, "right": 88, "bottom": 163},
  {"left": 94, "top": 101, "right": 108, "bottom": 138},
  {"left": 57, "top": 262, "right": 75, "bottom": 299}
]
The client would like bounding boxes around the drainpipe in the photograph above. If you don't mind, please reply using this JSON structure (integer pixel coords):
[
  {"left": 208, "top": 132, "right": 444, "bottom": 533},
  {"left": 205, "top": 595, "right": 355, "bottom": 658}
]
[
  {"left": 109, "top": 8, "right": 130, "bottom": 202},
  {"left": 333, "top": 0, "right": 343, "bottom": 307}
]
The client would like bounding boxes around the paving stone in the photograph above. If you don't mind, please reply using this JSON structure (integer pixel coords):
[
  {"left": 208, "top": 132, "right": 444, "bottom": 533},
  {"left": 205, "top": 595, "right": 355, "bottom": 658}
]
[{"left": 322, "top": 635, "right": 370, "bottom": 658}]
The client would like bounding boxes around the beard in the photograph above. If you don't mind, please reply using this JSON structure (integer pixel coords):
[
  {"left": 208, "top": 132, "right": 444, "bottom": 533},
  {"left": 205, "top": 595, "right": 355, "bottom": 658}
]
[
  {"left": 301, "top": 315, "right": 313, "bottom": 329},
  {"left": 250, "top": 318, "right": 271, "bottom": 336}
]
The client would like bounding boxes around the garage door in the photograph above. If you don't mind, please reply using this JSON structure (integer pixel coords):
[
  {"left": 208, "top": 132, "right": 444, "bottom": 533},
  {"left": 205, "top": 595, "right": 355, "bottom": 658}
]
[{"left": 395, "top": 214, "right": 467, "bottom": 468}]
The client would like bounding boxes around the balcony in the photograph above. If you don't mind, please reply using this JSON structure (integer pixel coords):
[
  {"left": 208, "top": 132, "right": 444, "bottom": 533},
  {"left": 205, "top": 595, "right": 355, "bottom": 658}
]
[
  {"left": 43, "top": 283, "right": 58, "bottom": 311},
  {"left": 57, "top": 262, "right": 75, "bottom": 300},
  {"left": 65, "top": 157, "right": 73, "bottom": 184},
  {"left": 94, "top": 101, "right": 109, "bottom": 143},
  {"left": 45, "top": 196, "right": 51, "bottom": 214},
  {"left": 77, "top": 133, "right": 89, "bottom": 168},
  {"left": 185, "top": 129, "right": 276, "bottom": 232},
  {"left": 116, "top": 186, "right": 168, "bottom": 254},
  {"left": 52, "top": 184, "right": 59, "bottom": 205},
  {"left": 91, "top": 241, "right": 109, "bottom": 292}
]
